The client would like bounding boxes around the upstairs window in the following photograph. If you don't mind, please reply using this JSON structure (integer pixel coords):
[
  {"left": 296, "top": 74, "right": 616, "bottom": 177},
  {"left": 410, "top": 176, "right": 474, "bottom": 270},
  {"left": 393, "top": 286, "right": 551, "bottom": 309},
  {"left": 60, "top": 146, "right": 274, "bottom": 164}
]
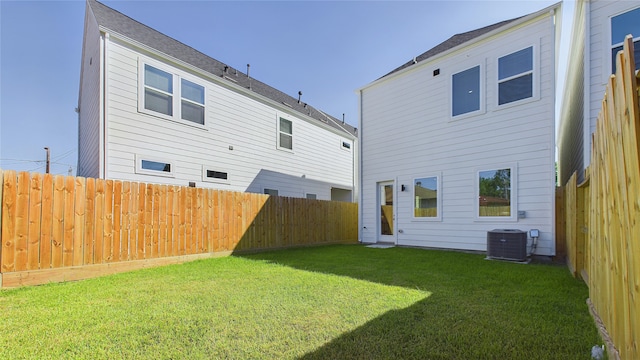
[
  {"left": 452, "top": 65, "right": 481, "bottom": 117},
  {"left": 144, "top": 65, "right": 173, "bottom": 116},
  {"left": 278, "top": 117, "right": 293, "bottom": 150},
  {"left": 498, "top": 47, "right": 533, "bottom": 105},
  {"left": 611, "top": 7, "right": 640, "bottom": 73},
  {"left": 140, "top": 61, "right": 206, "bottom": 126},
  {"left": 181, "top": 79, "right": 205, "bottom": 124}
]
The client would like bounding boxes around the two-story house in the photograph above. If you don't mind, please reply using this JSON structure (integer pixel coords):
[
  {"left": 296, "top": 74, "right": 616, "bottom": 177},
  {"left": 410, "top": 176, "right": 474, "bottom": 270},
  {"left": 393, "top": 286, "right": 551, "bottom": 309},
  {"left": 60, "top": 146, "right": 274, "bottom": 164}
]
[
  {"left": 357, "top": 3, "right": 561, "bottom": 256},
  {"left": 77, "top": 0, "right": 357, "bottom": 202},
  {"left": 559, "top": 0, "right": 640, "bottom": 185}
]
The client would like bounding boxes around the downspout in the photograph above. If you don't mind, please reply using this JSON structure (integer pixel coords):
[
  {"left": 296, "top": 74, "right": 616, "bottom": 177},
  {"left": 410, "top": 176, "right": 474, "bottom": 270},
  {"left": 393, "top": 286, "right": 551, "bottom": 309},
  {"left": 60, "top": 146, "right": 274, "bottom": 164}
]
[
  {"left": 582, "top": 0, "right": 591, "bottom": 171},
  {"left": 357, "top": 90, "right": 364, "bottom": 243},
  {"left": 101, "top": 32, "right": 109, "bottom": 179},
  {"left": 550, "top": 6, "right": 557, "bottom": 257}
]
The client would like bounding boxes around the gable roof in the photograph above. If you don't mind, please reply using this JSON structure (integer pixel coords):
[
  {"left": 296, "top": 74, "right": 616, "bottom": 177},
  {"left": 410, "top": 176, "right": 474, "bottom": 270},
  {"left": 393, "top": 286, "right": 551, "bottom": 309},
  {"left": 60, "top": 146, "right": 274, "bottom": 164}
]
[
  {"left": 381, "top": 17, "right": 522, "bottom": 79},
  {"left": 87, "top": 0, "right": 356, "bottom": 137}
]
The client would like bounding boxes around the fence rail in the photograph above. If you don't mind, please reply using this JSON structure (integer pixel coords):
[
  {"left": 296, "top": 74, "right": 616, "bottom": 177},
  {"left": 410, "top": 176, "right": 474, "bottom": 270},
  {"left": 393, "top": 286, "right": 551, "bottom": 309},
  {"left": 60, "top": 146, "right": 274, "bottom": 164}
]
[
  {"left": 560, "top": 36, "right": 640, "bottom": 360},
  {"left": 0, "top": 170, "right": 358, "bottom": 287}
]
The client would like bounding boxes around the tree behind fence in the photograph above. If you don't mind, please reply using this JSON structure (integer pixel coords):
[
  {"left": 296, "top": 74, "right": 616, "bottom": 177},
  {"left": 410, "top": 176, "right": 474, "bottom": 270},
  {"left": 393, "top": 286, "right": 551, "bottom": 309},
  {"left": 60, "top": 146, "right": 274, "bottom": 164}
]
[{"left": 0, "top": 170, "right": 358, "bottom": 274}]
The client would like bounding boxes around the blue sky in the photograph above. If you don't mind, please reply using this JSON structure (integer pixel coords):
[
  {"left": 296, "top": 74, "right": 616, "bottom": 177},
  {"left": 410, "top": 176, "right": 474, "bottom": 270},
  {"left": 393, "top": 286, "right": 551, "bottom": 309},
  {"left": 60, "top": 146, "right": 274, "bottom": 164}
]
[{"left": 1, "top": 0, "right": 571, "bottom": 175}]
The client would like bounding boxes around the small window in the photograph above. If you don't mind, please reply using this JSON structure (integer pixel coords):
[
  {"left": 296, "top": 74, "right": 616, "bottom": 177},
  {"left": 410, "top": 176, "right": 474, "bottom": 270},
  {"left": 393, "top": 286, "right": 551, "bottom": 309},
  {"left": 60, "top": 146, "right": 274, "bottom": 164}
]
[
  {"left": 142, "top": 160, "right": 171, "bottom": 172},
  {"left": 144, "top": 64, "right": 173, "bottom": 116},
  {"left": 306, "top": 193, "right": 317, "bottom": 200},
  {"left": 202, "top": 166, "right": 229, "bottom": 183},
  {"left": 452, "top": 65, "right": 481, "bottom": 117},
  {"left": 478, "top": 168, "right": 512, "bottom": 217},
  {"left": 136, "top": 155, "right": 174, "bottom": 177},
  {"left": 498, "top": 47, "right": 533, "bottom": 105},
  {"left": 278, "top": 118, "right": 293, "bottom": 150},
  {"left": 206, "top": 170, "right": 227, "bottom": 180},
  {"left": 341, "top": 141, "right": 351, "bottom": 151},
  {"left": 264, "top": 188, "right": 279, "bottom": 196},
  {"left": 181, "top": 79, "right": 205, "bottom": 124},
  {"left": 610, "top": 7, "right": 640, "bottom": 73}
]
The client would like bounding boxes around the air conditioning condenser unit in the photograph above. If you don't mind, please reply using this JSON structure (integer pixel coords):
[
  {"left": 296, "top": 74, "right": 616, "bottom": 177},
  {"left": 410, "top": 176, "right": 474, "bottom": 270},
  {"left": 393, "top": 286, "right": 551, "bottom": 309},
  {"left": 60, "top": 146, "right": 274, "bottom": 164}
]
[{"left": 486, "top": 229, "right": 527, "bottom": 262}]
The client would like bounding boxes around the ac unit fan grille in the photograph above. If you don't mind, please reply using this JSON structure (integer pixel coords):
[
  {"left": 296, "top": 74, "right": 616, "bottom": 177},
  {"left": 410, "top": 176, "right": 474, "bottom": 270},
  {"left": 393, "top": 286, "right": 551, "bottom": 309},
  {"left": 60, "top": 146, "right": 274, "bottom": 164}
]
[{"left": 487, "top": 229, "right": 527, "bottom": 262}]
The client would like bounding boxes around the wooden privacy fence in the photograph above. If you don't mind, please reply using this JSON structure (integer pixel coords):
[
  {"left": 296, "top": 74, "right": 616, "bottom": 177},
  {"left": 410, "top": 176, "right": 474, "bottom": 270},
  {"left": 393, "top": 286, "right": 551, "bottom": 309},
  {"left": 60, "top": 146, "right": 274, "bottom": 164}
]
[
  {"left": 0, "top": 169, "right": 358, "bottom": 288},
  {"left": 560, "top": 36, "right": 640, "bottom": 360}
]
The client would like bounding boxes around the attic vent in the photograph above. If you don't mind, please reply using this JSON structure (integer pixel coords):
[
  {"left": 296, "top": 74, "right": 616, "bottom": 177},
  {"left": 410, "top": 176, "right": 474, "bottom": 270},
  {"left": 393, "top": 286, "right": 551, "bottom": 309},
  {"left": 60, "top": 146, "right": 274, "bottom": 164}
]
[{"left": 487, "top": 229, "right": 527, "bottom": 262}]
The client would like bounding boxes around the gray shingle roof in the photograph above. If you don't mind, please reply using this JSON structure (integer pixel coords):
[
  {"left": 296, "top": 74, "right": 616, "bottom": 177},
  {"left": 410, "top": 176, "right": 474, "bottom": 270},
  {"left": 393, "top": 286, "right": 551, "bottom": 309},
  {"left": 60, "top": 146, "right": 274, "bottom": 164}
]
[
  {"left": 381, "top": 17, "right": 523, "bottom": 79},
  {"left": 88, "top": 0, "right": 356, "bottom": 137}
]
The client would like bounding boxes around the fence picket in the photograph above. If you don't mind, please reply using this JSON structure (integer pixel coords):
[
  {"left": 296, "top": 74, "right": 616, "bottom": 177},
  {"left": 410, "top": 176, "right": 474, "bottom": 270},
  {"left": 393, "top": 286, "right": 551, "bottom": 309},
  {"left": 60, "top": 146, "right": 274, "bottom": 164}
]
[
  {"left": 51, "top": 175, "right": 65, "bottom": 268},
  {"left": 73, "top": 177, "right": 85, "bottom": 266},
  {"left": 27, "top": 173, "right": 42, "bottom": 270},
  {"left": 39, "top": 174, "right": 53, "bottom": 269},
  {"left": 113, "top": 180, "right": 122, "bottom": 262},
  {"left": 1, "top": 170, "right": 17, "bottom": 272},
  {"left": 62, "top": 176, "right": 76, "bottom": 267},
  {"left": 84, "top": 178, "right": 95, "bottom": 265}
]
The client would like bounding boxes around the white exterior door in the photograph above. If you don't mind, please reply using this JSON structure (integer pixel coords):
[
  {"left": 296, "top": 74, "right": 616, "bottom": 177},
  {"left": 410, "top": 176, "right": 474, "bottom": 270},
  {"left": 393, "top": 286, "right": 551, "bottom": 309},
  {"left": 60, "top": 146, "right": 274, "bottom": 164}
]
[{"left": 377, "top": 181, "right": 395, "bottom": 243}]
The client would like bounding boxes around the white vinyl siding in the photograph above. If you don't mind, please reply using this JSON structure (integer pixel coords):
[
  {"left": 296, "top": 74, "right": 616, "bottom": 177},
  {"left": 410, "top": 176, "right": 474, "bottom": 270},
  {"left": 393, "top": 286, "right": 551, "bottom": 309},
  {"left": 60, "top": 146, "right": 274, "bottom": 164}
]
[
  {"left": 77, "top": 6, "right": 102, "bottom": 178},
  {"left": 97, "top": 37, "right": 354, "bottom": 201},
  {"left": 359, "top": 10, "right": 556, "bottom": 255}
]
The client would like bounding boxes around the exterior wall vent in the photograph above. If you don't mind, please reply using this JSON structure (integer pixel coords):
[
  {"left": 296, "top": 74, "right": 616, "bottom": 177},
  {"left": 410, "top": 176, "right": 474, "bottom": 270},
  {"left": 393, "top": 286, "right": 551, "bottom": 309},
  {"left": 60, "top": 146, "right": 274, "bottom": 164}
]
[{"left": 486, "top": 229, "right": 527, "bottom": 262}]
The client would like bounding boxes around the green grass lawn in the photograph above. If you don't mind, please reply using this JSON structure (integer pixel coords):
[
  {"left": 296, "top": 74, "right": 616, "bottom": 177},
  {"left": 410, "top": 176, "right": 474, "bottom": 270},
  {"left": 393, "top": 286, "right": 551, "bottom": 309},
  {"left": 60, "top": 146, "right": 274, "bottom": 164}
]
[{"left": 0, "top": 245, "right": 602, "bottom": 359}]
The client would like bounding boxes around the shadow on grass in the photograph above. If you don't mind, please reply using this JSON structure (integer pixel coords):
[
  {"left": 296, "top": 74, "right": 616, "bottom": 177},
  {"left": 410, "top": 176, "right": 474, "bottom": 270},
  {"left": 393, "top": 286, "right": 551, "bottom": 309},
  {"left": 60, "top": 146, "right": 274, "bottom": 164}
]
[{"left": 238, "top": 244, "right": 601, "bottom": 360}]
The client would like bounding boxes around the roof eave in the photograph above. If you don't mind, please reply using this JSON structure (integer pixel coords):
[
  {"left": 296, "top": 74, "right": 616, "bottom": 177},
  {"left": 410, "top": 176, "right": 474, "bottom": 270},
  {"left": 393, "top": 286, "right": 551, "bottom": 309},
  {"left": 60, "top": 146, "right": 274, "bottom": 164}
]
[
  {"left": 96, "top": 25, "right": 356, "bottom": 140},
  {"left": 357, "top": 2, "right": 561, "bottom": 92}
]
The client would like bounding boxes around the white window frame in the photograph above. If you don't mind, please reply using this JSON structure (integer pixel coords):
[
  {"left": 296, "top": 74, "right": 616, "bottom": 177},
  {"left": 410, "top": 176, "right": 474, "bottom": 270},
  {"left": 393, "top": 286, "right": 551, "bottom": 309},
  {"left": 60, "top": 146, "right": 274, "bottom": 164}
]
[
  {"left": 277, "top": 116, "right": 293, "bottom": 151},
  {"left": 475, "top": 164, "right": 518, "bottom": 222},
  {"left": 412, "top": 173, "right": 442, "bottom": 222},
  {"left": 495, "top": 44, "right": 539, "bottom": 109},
  {"left": 450, "top": 61, "right": 485, "bottom": 121},
  {"left": 135, "top": 154, "right": 175, "bottom": 178},
  {"left": 138, "top": 58, "right": 207, "bottom": 129},
  {"left": 201, "top": 165, "right": 230, "bottom": 184},
  {"left": 608, "top": 6, "right": 640, "bottom": 75}
]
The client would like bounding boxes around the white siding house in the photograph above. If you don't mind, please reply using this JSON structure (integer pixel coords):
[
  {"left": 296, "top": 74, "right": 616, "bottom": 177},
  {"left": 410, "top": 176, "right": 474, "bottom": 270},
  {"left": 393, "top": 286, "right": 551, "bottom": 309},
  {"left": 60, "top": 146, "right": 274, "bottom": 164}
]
[
  {"left": 77, "top": 0, "right": 357, "bottom": 201},
  {"left": 357, "top": 4, "right": 561, "bottom": 256},
  {"left": 558, "top": 0, "right": 640, "bottom": 185}
]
